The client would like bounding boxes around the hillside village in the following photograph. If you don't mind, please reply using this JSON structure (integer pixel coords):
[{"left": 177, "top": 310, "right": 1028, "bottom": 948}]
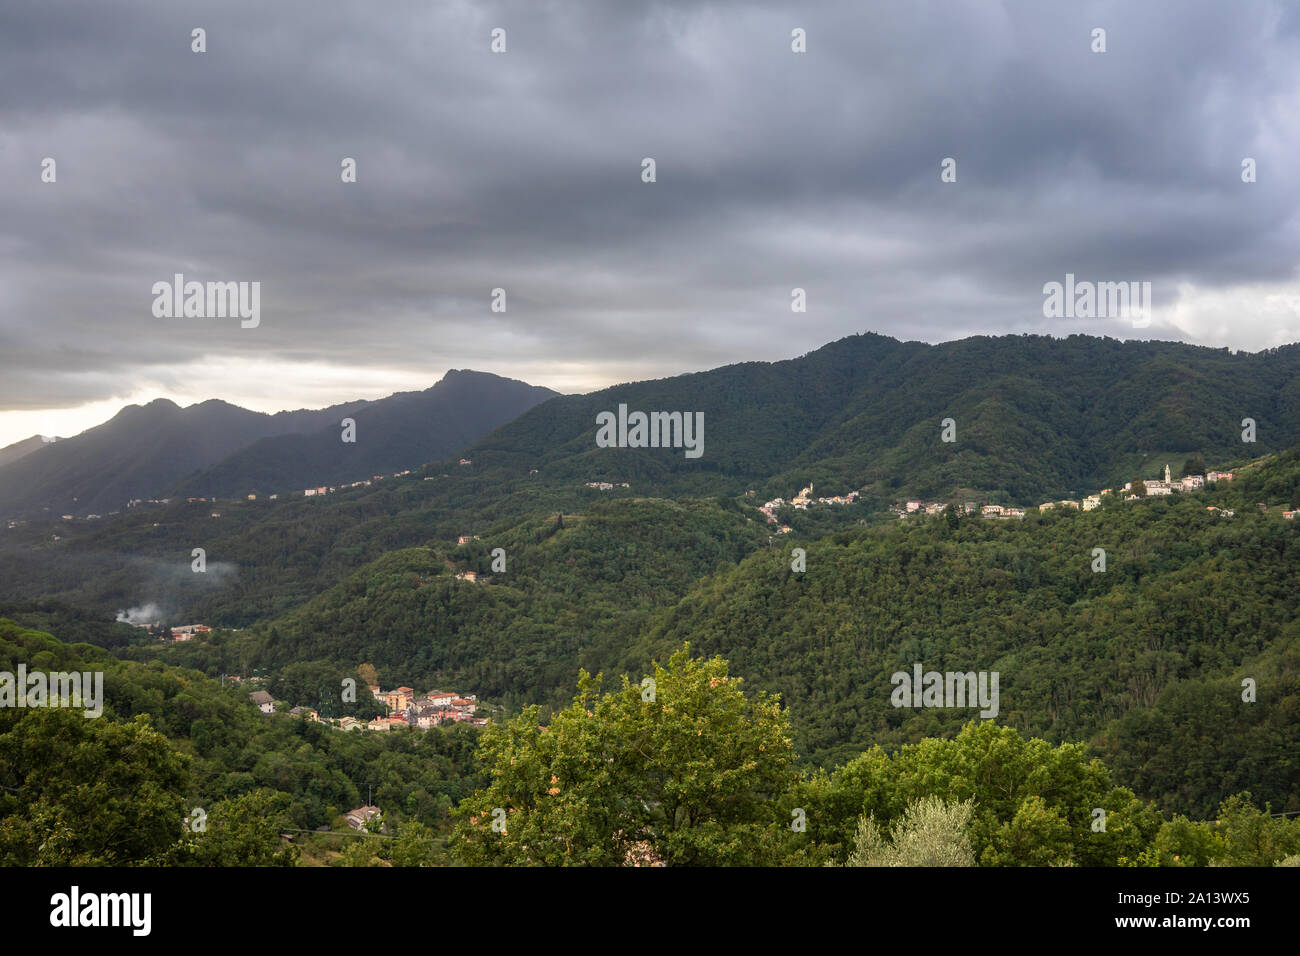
[
  {"left": 751, "top": 464, "right": 1294, "bottom": 529},
  {"left": 250, "top": 682, "right": 488, "bottom": 732},
  {"left": 28, "top": 460, "right": 562, "bottom": 526},
  {"left": 759, "top": 482, "right": 859, "bottom": 532},
  {"left": 121, "top": 650, "right": 493, "bottom": 732},
  {"left": 9, "top": 462, "right": 545, "bottom": 530},
  {"left": 303, "top": 470, "right": 412, "bottom": 498},
  {"left": 26, "top": 466, "right": 432, "bottom": 524},
  {"left": 888, "top": 465, "right": 1272, "bottom": 521}
]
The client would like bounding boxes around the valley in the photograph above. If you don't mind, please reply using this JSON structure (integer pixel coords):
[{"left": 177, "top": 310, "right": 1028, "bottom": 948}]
[{"left": 3, "top": 331, "right": 1299, "bottom": 866}]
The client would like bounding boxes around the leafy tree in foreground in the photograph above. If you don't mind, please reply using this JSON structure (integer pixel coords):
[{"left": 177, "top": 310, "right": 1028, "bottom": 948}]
[
  {"left": 794, "top": 721, "right": 1162, "bottom": 866},
  {"left": 0, "top": 709, "right": 189, "bottom": 865},
  {"left": 452, "top": 645, "right": 796, "bottom": 866},
  {"left": 334, "top": 839, "right": 385, "bottom": 867},
  {"left": 845, "top": 796, "right": 976, "bottom": 867},
  {"left": 157, "top": 788, "right": 299, "bottom": 866},
  {"left": 1208, "top": 793, "right": 1300, "bottom": 866},
  {"left": 388, "top": 820, "right": 440, "bottom": 866},
  {"left": 1131, "top": 793, "right": 1300, "bottom": 866}
]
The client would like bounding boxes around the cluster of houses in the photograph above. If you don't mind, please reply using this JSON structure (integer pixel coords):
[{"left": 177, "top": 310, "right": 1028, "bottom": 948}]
[
  {"left": 50, "top": 464, "right": 429, "bottom": 522},
  {"left": 1113, "top": 465, "right": 1233, "bottom": 501},
  {"left": 585, "top": 481, "right": 630, "bottom": 491},
  {"left": 302, "top": 470, "right": 411, "bottom": 498},
  {"left": 897, "top": 465, "right": 1238, "bottom": 521},
  {"left": 976, "top": 503, "right": 1028, "bottom": 519},
  {"left": 1080, "top": 464, "right": 1232, "bottom": 508},
  {"left": 257, "top": 683, "right": 488, "bottom": 732},
  {"left": 759, "top": 483, "right": 860, "bottom": 532},
  {"left": 366, "top": 685, "right": 486, "bottom": 729},
  {"left": 896, "top": 500, "right": 1032, "bottom": 519},
  {"left": 898, "top": 500, "right": 1001, "bottom": 518},
  {"left": 169, "top": 623, "right": 212, "bottom": 642},
  {"left": 119, "top": 619, "right": 214, "bottom": 642}
]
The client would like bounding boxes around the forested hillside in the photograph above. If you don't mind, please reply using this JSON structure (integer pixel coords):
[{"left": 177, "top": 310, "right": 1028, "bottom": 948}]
[
  {"left": 0, "top": 435, "right": 57, "bottom": 470},
  {"left": 455, "top": 333, "right": 1300, "bottom": 504},
  {"left": 167, "top": 370, "right": 558, "bottom": 499},
  {"left": 0, "top": 398, "right": 368, "bottom": 520},
  {"left": 643, "top": 453, "right": 1300, "bottom": 817},
  {"left": 3, "top": 332, "right": 1300, "bottom": 861},
  {"left": 77, "top": 448, "right": 1300, "bottom": 824},
  {"left": 6, "top": 622, "right": 1298, "bottom": 868},
  {"left": 5, "top": 333, "right": 1298, "bottom": 632},
  {"left": 126, "top": 497, "right": 771, "bottom": 713},
  {"left": 0, "top": 619, "right": 483, "bottom": 865}
]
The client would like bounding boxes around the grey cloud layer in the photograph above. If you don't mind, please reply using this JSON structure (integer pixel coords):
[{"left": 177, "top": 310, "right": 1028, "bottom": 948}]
[{"left": 2, "top": 0, "right": 1298, "bottom": 410}]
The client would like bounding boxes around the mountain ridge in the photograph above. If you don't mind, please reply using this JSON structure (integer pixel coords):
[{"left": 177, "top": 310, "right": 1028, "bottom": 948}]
[
  {"left": 0, "top": 370, "right": 559, "bottom": 518},
  {"left": 4, "top": 331, "right": 1299, "bottom": 634}
]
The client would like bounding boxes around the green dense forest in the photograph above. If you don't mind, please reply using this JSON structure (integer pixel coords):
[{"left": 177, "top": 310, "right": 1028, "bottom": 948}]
[
  {"left": 4, "top": 624, "right": 1298, "bottom": 867},
  {"left": 0, "top": 620, "right": 483, "bottom": 865},
  {"left": 643, "top": 455, "right": 1300, "bottom": 816},
  {"left": 130, "top": 497, "right": 772, "bottom": 713},
  {"left": 52, "top": 446, "right": 1292, "bottom": 826},
  {"left": 4, "top": 333, "right": 1299, "bottom": 631},
  {"left": 2, "top": 334, "right": 1299, "bottom": 866}
]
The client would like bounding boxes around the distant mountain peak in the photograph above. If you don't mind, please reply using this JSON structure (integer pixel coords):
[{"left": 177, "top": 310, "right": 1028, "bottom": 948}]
[{"left": 109, "top": 398, "right": 181, "bottom": 421}]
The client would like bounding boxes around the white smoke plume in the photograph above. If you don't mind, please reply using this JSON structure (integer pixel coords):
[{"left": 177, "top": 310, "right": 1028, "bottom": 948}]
[{"left": 115, "top": 602, "right": 163, "bottom": 625}]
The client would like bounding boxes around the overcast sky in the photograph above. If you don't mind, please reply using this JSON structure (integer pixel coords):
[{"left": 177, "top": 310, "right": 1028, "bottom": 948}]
[{"left": 2, "top": 0, "right": 1298, "bottom": 446}]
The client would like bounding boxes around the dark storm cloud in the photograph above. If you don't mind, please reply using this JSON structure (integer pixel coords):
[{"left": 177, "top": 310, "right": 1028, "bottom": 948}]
[{"left": 1, "top": 0, "right": 1298, "bottom": 413}]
